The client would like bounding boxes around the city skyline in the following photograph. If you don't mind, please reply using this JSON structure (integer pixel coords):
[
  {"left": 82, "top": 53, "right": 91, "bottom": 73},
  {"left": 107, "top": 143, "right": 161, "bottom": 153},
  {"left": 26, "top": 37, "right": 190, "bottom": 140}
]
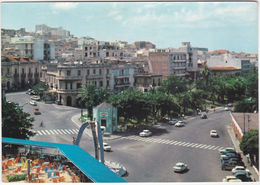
[{"left": 1, "top": 2, "right": 258, "bottom": 53}]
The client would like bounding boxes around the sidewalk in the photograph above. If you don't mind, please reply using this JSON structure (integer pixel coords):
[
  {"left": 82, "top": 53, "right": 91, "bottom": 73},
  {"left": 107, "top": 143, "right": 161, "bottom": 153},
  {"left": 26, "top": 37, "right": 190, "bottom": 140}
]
[
  {"left": 226, "top": 125, "right": 259, "bottom": 181},
  {"left": 71, "top": 113, "right": 122, "bottom": 141}
]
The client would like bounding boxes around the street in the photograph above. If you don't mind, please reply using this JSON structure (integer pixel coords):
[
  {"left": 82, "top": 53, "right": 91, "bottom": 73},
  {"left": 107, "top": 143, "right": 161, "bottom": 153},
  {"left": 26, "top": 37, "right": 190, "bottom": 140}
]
[{"left": 6, "top": 92, "right": 236, "bottom": 182}]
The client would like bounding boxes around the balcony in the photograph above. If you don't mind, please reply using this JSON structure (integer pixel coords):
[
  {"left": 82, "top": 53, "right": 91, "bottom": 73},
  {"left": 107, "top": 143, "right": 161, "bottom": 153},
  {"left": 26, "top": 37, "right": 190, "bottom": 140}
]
[
  {"left": 172, "top": 59, "right": 186, "bottom": 62},
  {"left": 56, "top": 75, "right": 82, "bottom": 80},
  {"left": 172, "top": 66, "right": 186, "bottom": 70},
  {"left": 85, "top": 74, "right": 103, "bottom": 79},
  {"left": 57, "top": 89, "right": 79, "bottom": 94},
  {"left": 114, "top": 82, "right": 130, "bottom": 88}
]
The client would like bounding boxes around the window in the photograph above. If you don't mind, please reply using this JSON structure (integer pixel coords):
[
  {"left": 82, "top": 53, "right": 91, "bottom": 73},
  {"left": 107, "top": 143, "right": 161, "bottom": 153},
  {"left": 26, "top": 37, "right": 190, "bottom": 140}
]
[
  {"left": 22, "top": 68, "right": 25, "bottom": 74},
  {"left": 94, "top": 81, "right": 97, "bottom": 86},
  {"left": 107, "top": 80, "right": 109, "bottom": 87},
  {"left": 99, "top": 69, "right": 102, "bottom": 75},
  {"left": 77, "top": 83, "right": 81, "bottom": 89},
  {"left": 78, "top": 70, "right": 81, "bottom": 76},
  {"left": 35, "top": 68, "right": 38, "bottom": 73},
  {"left": 85, "top": 47, "right": 88, "bottom": 51},
  {"left": 67, "top": 70, "right": 71, "bottom": 76},
  {"left": 87, "top": 69, "right": 90, "bottom": 75},
  {"left": 29, "top": 68, "right": 31, "bottom": 73},
  {"left": 107, "top": 69, "right": 109, "bottom": 74},
  {"left": 7, "top": 68, "right": 9, "bottom": 74},
  {"left": 85, "top": 53, "right": 88, "bottom": 57},
  {"left": 106, "top": 52, "right": 109, "bottom": 57},
  {"left": 99, "top": 81, "right": 103, "bottom": 87},
  {"left": 93, "top": 69, "right": 96, "bottom": 74},
  {"left": 59, "top": 70, "right": 61, "bottom": 75}
]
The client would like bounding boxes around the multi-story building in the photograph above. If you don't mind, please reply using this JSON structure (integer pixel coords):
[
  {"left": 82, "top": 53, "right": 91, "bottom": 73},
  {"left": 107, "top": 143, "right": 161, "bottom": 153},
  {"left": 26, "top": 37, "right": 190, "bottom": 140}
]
[
  {"left": 5, "top": 36, "right": 55, "bottom": 61},
  {"left": 148, "top": 42, "right": 201, "bottom": 80},
  {"left": 35, "top": 24, "right": 70, "bottom": 39},
  {"left": 1, "top": 54, "right": 42, "bottom": 91},
  {"left": 41, "top": 59, "right": 135, "bottom": 106},
  {"left": 134, "top": 73, "right": 162, "bottom": 92},
  {"left": 207, "top": 53, "right": 255, "bottom": 76}
]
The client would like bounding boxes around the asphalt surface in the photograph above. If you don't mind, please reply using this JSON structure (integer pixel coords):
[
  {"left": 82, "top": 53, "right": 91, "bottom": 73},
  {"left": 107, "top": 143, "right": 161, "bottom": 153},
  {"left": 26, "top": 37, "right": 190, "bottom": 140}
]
[{"left": 6, "top": 92, "right": 238, "bottom": 182}]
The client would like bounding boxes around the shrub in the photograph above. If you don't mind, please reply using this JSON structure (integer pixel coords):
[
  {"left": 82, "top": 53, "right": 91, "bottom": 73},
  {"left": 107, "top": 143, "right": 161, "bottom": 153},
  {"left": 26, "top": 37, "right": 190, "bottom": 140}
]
[{"left": 7, "top": 174, "right": 27, "bottom": 182}]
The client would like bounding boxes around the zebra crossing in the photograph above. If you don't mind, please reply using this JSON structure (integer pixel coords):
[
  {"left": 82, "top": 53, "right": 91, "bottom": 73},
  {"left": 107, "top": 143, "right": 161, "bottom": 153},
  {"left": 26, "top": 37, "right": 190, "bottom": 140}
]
[
  {"left": 35, "top": 128, "right": 79, "bottom": 136},
  {"left": 121, "top": 135, "right": 225, "bottom": 151}
]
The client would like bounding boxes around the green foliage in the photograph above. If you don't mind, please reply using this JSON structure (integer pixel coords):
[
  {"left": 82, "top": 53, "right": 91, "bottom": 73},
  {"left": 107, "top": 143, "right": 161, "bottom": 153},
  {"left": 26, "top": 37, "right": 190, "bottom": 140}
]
[
  {"left": 77, "top": 84, "right": 110, "bottom": 119},
  {"left": 2, "top": 101, "right": 35, "bottom": 139},
  {"left": 234, "top": 99, "right": 257, "bottom": 113},
  {"left": 240, "top": 130, "right": 258, "bottom": 158},
  {"left": 7, "top": 174, "right": 27, "bottom": 182},
  {"left": 159, "top": 75, "right": 188, "bottom": 94}
]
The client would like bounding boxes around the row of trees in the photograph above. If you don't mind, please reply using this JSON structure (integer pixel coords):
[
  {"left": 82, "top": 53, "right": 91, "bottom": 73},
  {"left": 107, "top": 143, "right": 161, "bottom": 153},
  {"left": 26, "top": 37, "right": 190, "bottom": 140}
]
[{"left": 78, "top": 68, "right": 258, "bottom": 126}]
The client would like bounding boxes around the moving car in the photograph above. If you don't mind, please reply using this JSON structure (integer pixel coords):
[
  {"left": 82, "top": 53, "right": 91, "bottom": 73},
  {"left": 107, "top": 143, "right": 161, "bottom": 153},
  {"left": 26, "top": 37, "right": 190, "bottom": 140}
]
[
  {"left": 232, "top": 166, "right": 250, "bottom": 174},
  {"left": 169, "top": 119, "right": 179, "bottom": 125},
  {"left": 175, "top": 121, "right": 185, "bottom": 127},
  {"left": 210, "top": 130, "right": 218, "bottom": 137},
  {"left": 224, "top": 106, "right": 230, "bottom": 111},
  {"left": 31, "top": 95, "right": 40, "bottom": 101},
  {"left": 200, "top": 113, "right": 207, "bottom": 119},
  {"left": 222, "top": 176, "right": 241, "bottom": 182},
  {"left": 103, "top": 143, "right": 112, "bottom": 152},
  {"left": 29, "top": 100, "right": 37, "bottom": 106},
  {"left": 34, "top": 108, "right": 41, "bottom": 115},
  {"left": 139, "top": 130, "right": 152, "bottom": 137},
  {"left": 173, "top": 162, "right": 188, "bottom": 173}
]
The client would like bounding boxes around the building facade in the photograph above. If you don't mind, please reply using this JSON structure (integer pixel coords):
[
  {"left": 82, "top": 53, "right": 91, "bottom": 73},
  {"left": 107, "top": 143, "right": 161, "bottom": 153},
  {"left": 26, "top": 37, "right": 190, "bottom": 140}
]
[
  {"left": 41, "top": 60, "right": 135, "bottom": 106},
  {"left": 1, "top": 54, "right": 42, "bottom": 91}
]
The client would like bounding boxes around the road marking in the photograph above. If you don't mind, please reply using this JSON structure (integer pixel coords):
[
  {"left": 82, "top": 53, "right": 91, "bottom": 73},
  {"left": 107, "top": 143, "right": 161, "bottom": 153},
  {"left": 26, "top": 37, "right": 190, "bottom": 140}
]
[
  {"left": 72, "top": 129, "right": 78, "bottom": 134},
  {"left": 37, "top": 131, "right": 43, "bottom": 135},
  {"left": 41, "top": 130, "right": 47, "bottom": 135},
  {"left": 48, "top": 130, "right": 55, "bottom": 135},
  {"left": 64, "top": 129, "right": 72, "bottom": 134},
  {"left": 52, "top": 130, "right": 59, "bottom": 134},
  {"left": 195, "top": 144, "right": 203, "bottom": 148},
  {"left": 203, "top": 145, "right": 211, "bottom": 149},
  {"left": 56, "top": 129, "right": 63, "bottom": 134}
]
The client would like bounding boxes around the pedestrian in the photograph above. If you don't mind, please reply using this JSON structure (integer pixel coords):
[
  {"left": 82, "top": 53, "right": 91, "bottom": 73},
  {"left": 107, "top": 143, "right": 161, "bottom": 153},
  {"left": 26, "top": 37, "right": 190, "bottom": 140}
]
[
  {"left": 72, "top": 137, "right": 76, "bottom": 145},
  {"left": 40, "top": 121, "right": 44, "bottom": 127}
]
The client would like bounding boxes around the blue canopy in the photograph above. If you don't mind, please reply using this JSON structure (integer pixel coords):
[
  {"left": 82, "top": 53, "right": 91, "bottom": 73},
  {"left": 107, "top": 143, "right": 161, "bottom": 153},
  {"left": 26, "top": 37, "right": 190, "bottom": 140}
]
[{"left": 2, "top": 137, "right": 127, "bottom": 183}]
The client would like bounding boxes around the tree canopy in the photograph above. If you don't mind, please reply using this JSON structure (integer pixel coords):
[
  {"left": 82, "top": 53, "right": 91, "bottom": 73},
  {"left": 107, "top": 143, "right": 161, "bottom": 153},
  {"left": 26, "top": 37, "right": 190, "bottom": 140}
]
[{"left": 2, "top": 101, "right": 35, "bottom": 139}]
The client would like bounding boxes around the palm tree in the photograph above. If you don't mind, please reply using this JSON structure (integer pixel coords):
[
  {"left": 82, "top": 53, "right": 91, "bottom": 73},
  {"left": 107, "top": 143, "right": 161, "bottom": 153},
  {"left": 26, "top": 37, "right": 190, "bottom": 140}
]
[{"left": 202, "top": 66, "right": 210, "bottom": 87}]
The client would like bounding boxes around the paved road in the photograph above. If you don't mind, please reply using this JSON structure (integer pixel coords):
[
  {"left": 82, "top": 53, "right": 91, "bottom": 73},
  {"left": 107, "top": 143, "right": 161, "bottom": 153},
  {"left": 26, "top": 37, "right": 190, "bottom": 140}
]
[{"left": 6, "top": 92, "right": 236, "bottom": 182}]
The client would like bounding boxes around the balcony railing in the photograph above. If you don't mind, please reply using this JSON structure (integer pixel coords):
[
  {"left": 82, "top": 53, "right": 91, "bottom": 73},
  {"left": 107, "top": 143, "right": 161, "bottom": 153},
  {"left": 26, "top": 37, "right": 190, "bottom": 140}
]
[
  {"left": 56, "top": 76, "right": 82, "bottom": 80},
  {"left": 57, "top": 89, "right": 79, "bottom": 93},
  {"left": 172, "top": 66, "right": 186, "bottom": 70},
  {"left": 114, "top": 82, "right": 130, "bottom": 87}
]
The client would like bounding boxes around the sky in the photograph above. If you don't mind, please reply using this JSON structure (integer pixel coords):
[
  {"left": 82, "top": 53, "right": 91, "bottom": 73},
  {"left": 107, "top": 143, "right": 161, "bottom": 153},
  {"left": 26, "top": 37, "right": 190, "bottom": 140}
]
[{"left": 1, "top": 2, "right": 258, "bottom": 53}]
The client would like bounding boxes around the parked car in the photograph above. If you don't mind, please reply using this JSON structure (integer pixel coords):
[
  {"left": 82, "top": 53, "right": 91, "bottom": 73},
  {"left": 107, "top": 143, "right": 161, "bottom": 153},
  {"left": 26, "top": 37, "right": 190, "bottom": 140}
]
[
  {"left": 55, "top": 100, "right": 62, "bottom": 105},
  {"left": 34, "top": 108, "right": 41, "bottom": 115},
  {"left": 173, "top": 162, "right": 188, "bottom": 173},
  {"left": 220, "top": 152, "right": 241, "bottom": 160},
  {"left": 175, "top": 121, "right": 185, "bottom": 127},
  {"left": 224, "top": 106, "right": 230, "bottom": 111},
  {"left": 103, "top": 143, "right": 112, "bottom": 152},
  {"left": 31, "top": 95, "right": 40, "bottom": 101},
  {"left": 201, "top": 113, "right": 207, "bottom": 119},
  {"left": 222, "top": 175, "right": 241, "bottom": 182},
  {"left": 139, "top": 130, "right": 152, "bottom": 137},
  {"left": 210, "top": 130, "right": 218, "bottom": 137},
  {"left": 223, "top": 147, "right": 236, "bottom": 153},
  {"left": 232, "top": 166, "right": 250, "bottom": 174},
  {"left": 221, "top": 160, "right": 237, "bottom": 170},
  {"left": 29, "top": 100, "right": 37, "bottom": 106},
  {"left": 26, "top": 89, "right": 32, "bottom": 95},
  {"left": 169, "top": 119, "right": 179, "bottom": 125},
  {"left": 233, "top": 171, "right": 252, "bottom": 182}
]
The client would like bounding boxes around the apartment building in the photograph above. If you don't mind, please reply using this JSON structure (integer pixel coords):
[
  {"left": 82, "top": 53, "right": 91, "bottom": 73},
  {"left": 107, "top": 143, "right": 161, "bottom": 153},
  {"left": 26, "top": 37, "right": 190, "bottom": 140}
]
[
  {"left": 35, "top": 24, "right": 70, "bottom": 39},
  {"left": 207, "top": 53, "right": 255, "bottom": 76},
  {"left": 134, "top": 41, "right": 156, "bottom": 50},
  {"left": 148, "top": 42, "right": 201, "bottom": 80},
  {"left": 1, "top": 54, "right": 42, "bottom": 91},
  {"left": 41, "top": 59, "right": 135, "bottom": 106},
  {"left": 134, "top": 73, "right": 162, "bottom": 92}
]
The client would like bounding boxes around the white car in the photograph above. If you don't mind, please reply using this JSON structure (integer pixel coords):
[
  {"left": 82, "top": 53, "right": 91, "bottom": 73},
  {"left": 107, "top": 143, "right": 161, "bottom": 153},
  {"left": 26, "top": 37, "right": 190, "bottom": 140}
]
[
  {"left": 222, "top": 176, "right": 240, "bottom": 182},
  {"left": 175, "top": 121, "right": 185, "bottom": 127},
  {"left": 31, "top": 95, "right": 40, "bottom": 101},
  {"left": 232, "top": 166, "right": 250, "bottom": 174},
  {"left": 29, "top": 100, "right": 37, "bottom": 106},
  {"left": 139, "top": 130, "right": 152, "bottom": 137},
  {"left": 103, "top": 143, "right": 112, "bottom": 152},
  {"left": 225, "top": 107, "right": 230, "bottom": 111},
  {"left": 169, "top": 119, "right": 179, "bottom": 125},
  {"left": 210, "top": 130, "right": 218, "bottom": 137},
  {"left": 173, "top": 162, "right": 188, "bottom": 173}
]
